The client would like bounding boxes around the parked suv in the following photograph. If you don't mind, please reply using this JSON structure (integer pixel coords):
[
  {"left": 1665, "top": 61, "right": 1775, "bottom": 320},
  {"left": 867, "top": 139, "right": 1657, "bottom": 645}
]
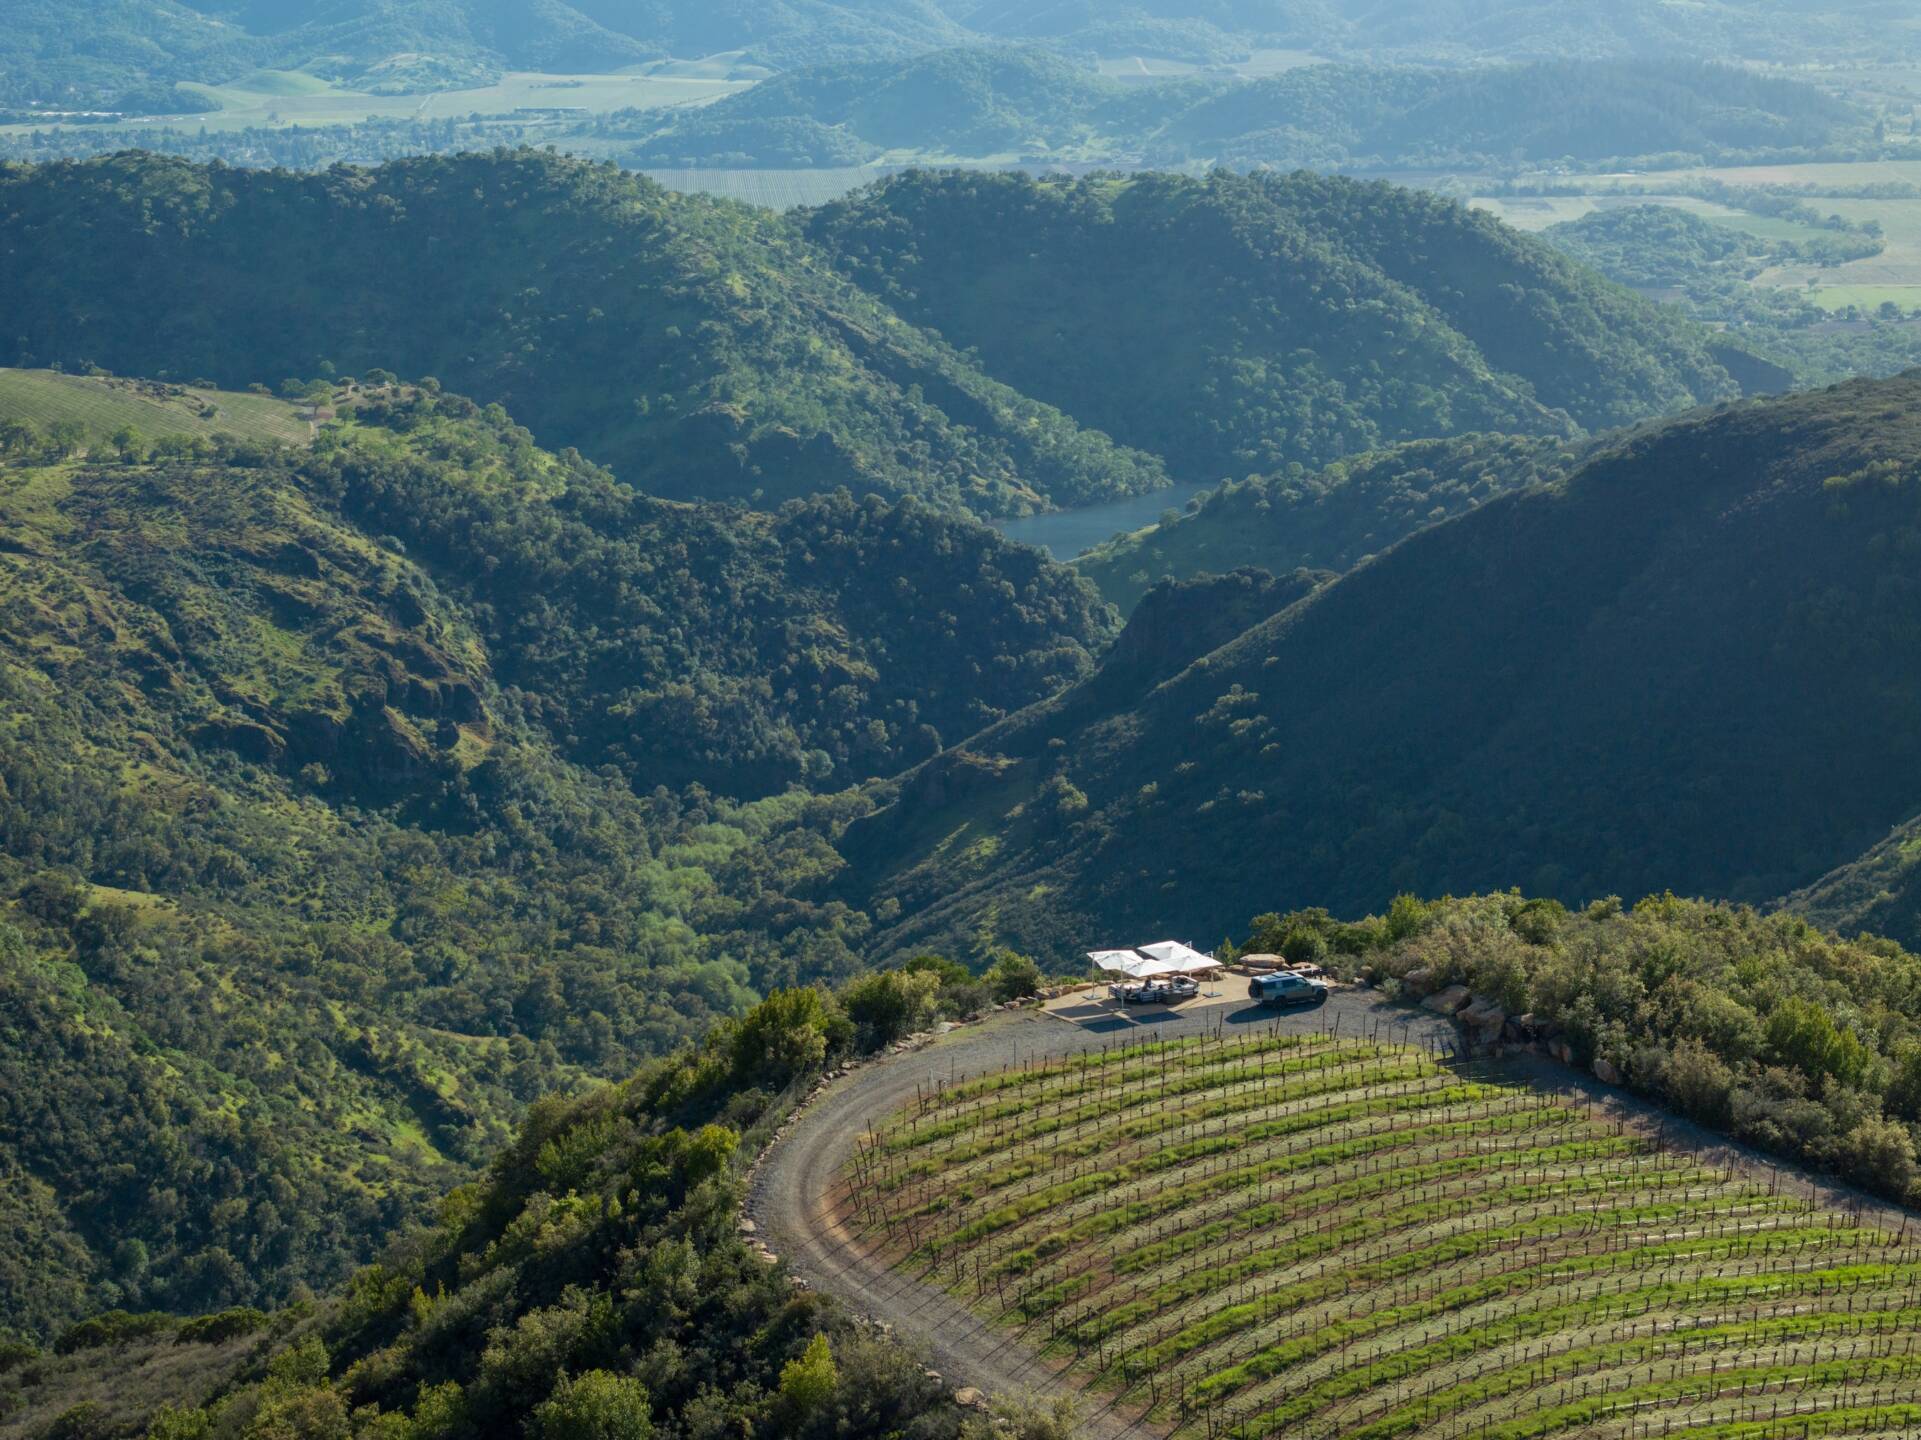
[{"left": 1248, "top": 972, "right": 1329, "bottom": 1008}]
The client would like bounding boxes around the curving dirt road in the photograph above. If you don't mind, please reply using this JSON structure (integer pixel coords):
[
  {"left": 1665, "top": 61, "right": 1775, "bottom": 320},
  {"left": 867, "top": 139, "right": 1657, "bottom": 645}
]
[{"left": 744, "top": 989, "right": 1453, "bottom": 1437}]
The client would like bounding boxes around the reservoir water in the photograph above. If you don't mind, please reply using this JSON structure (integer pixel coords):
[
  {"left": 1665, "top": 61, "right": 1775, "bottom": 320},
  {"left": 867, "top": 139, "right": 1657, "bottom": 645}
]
[{"left": 995, "top": 482, "right": 1215, "bottom": 560}]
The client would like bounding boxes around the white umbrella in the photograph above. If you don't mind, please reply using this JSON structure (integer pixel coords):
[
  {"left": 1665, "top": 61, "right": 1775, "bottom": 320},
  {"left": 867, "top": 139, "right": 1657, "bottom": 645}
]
[{"left": 1136, "top": 941, "right": 1221, "bottom": 974}]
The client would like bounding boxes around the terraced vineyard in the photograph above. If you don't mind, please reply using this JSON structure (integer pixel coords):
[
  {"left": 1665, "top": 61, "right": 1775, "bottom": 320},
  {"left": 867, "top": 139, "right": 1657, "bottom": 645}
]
[{"left": 843, "top": 1027, "right": 1921, "bottom": 1440}]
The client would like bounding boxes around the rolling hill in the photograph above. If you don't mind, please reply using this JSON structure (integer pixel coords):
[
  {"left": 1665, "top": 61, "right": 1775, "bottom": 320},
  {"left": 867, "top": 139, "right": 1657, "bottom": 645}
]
[
  {"left": 0, "top": 375, "right": 1115, "bottom": 1337},
  {"left": 0, "top": 149, "right": 1165, "bottom": 520},
  {"left": 806, "top": 169, "right": 1738, "bottom": 486},
  {"left": 1149, "top": 59, "right": 1861, "bottom": 169},
  {"left": 836, "top": 373, "right": 1921, "bottom": 960},
  {"left": 0, "top": 367, "right": 315, "bottom": 446}
]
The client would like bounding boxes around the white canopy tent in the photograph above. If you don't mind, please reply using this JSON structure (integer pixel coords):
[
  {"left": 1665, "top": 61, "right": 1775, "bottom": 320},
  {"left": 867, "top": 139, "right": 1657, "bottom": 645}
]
[{"left": 1086, "top": 943, "right": 1221, "bottom": 979}]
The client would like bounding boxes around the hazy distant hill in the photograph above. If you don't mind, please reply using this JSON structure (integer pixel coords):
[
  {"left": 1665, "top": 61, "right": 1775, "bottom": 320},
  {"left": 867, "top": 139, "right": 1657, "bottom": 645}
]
[
  {"left": 1151, "top": 60, "right": 1860, "bottom": 168},
  {"left": 946, "top": 0, "right": 1919, "bottom": 63},
  {"left": 631, "top": 51, "right": 1860, "bottom": 171},
  {"left": 9, "top": 0, "right": 1910, "bottom": 113},
  {"left": 0, "top": 150, "right": 1164, "bottom": 519},
  {"left": 838, "top": 374, "right": 1921, "bottom": 959},
  {"left": 625, "top": 45, "right": 1144, "bottom": 166},
  {"left": 807, "top": 169, "right": 1736, "bottom": 484},
  {"left": 1, "top": 0, "right": 966, "bottom": 106}
]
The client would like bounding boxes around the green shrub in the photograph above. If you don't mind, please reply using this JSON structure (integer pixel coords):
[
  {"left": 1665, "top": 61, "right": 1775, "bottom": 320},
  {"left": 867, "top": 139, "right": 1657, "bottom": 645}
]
[
  {"left": 534, "top": 1370, "right": 653, "bottom": 1440},
  {"left": 174, "top": 1307, "right": 268, "bottom": 1346},
  {"left": 52, "top": 1309, "right": 175, "bottom": 1355},
  {"left": 985, "top": 951, "right": 1043, "bottom": 1002},
  {"left": 841, "top": 970, "right": 941, "bottom": 1048},
  {"left": 778, "top": 1334, "right": 838, "bottom": 1416},
  {"left": 42, "top": 1401, "right": 108, "bottom": 1440},
  {"left": 730, "top": 989, "right": 850, "bottom": 1088}
]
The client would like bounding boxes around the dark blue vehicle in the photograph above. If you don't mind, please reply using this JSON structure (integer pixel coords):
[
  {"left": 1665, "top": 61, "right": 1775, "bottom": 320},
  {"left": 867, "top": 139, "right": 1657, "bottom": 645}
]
[{"left": 1248, "top": 972, "right": 1329, "bottom": 1008}]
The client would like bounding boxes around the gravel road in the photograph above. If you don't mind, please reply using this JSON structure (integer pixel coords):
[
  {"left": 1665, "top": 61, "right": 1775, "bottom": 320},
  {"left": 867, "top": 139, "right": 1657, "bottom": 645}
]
[{"left": 743, "top": 989, "right": 1454, "bottom": 1437}]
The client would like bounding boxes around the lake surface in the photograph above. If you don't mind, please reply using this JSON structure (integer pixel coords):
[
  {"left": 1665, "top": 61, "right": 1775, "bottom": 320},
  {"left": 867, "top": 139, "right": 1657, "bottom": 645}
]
[{"left": 996, "top": 482, "right": 1215, "bottom": 560}]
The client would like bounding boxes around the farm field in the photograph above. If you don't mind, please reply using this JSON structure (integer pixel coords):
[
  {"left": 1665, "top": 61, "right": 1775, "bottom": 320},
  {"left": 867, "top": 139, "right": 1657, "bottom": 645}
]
[
  {"left": 0, "top": 66, "right": 749, "bottom": 138},
  {"left": 846, "top": 1026, "right": 1921, "bottom": 1440},
  {"left": 1096, "top": 48, "right": 1323, "bottom": 81},
  {"left": 1468, "top": 193, "right": 1759, "bottom": 233},
  {"left": 1474, "top": 163, "right": 1921, "bottom": 310},
  {"left": 0, "top": 369, "right": 314, "bottom": 446}
]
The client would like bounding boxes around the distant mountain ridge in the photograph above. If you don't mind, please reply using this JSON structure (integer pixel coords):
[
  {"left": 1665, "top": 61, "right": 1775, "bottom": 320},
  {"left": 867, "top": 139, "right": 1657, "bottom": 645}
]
[
  {"left": 806, "top": 169, "right": 1738, "bottom": 485},
  {"left": 8, "top": 0, "right": 1912, "bottom": 111}
]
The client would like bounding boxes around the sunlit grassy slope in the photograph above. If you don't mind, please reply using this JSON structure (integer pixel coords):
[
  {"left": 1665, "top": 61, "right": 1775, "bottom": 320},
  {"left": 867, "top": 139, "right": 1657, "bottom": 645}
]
[
  {"left": 0, "top": 368, "right": 313, "bottom": 446},
  {"left": 849, "top": 1028, "right": 1921, "bottom": 1440}
]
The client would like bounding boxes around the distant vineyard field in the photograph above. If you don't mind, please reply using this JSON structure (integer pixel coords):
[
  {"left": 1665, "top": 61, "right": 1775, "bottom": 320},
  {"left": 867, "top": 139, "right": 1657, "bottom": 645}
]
[
  {"left": 0, "top": 369, "right": 313, "bottom": 446},
  {"left": 845, "top": 1027, "right": 1921, "bottom": 1440}
]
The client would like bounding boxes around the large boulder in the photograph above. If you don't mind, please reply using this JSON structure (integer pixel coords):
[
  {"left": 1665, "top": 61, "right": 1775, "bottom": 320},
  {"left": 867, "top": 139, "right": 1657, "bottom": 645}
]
[
  {"left": 1402, "top": 967, "right": 1437, "bottom": 996},
  {"left": 1459, "top": 997, "right": 1507, "bottom": 1045},
  {"left": 1593, "top": 1056, "right": 1623, "bottom": 1086},
  {"left": 1421, "top": 984, "right": 1471, "bottom": 1015}
]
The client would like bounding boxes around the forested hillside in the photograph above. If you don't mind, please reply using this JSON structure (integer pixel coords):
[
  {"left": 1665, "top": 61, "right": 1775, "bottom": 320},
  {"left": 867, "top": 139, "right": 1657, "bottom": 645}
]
[
  {"left": 807, "top": 169, "right": 1736, "bottom": 484},
  {"left": 0, "top": 378, "right": 1113, "bottom": 1336},
  {"left": 839, "top": 374, "right": 1921, "bottom": 960},
  {"left": 1075, "top": 434, "right": 1586, "bottom": 612},
  {"left": 0, "top": 150, "right": 1164, "bottom": 519},
  {"left": 1784, "top": 815, "right": 1921, "bottom": 950},
  {"left": 1, "top": 983, "right": 995, "bottom": 1438}
]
